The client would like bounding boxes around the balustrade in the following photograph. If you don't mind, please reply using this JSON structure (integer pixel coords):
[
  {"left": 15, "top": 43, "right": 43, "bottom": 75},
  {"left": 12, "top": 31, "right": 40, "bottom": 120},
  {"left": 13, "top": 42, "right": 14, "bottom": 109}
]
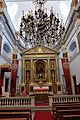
[
  {"left": 49, "top": 95, "right": 80, "bottom": 106},
  {"left": 0, "top": 96, "right": 35, "bottom": 106},
  {"left": 0, "top": 95, "right": 80, "bottom": 107}
]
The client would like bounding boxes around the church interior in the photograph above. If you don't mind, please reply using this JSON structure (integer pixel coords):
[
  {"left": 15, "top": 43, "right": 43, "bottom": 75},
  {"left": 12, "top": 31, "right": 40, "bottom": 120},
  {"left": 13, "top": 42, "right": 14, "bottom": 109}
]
[{"left": 0, "top": 0, "right": 80, "bottom": 120}]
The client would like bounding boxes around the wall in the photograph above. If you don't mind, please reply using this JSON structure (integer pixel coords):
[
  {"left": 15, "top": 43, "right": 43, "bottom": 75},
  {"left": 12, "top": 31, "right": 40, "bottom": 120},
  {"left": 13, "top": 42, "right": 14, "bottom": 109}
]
[{"left": 63, "top": 3, "right": 80, "bottom": 94}]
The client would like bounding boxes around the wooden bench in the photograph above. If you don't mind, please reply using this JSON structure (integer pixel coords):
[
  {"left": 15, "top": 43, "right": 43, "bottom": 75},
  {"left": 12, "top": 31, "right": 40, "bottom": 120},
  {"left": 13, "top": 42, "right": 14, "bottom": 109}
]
[
  {"left": 0, "top": 107, "right": 32, "bottom": 120},
  {"left": 62, "top": 114, "right": 80, "bottom": 120},
  {"left": 58, "top": 109, "right": 80, "bottom": 120},
  {"left": 52, "top": 102, "right": 80, "bottom": 120},
  {"left": 55, "top": 105, "right": 80, "bottom": 120},
  {"left": 52, "top": 102, "right": 80, "bottom": 113}
]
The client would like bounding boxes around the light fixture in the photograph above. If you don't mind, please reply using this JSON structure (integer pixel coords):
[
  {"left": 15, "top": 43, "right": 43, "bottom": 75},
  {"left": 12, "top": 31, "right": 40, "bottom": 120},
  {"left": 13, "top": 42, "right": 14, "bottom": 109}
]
[{"left": 20, "top": 0, "right": 65, "bottom": 49}]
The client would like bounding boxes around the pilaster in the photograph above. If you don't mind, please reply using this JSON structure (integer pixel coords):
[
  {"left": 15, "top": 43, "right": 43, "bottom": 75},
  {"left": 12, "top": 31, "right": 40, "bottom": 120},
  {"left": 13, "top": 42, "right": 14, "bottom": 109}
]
[
  {"left": 48, "top": 59, "right": 50, "bottom": 82},
  {"left": 22, "top": 59, "right": 25, "bottom": 84},
  {"left": 31, "top": 59, "right": 33, "bottom": 82},
  {"left": 56, "top": 57, "right": 60, "bottom": 83}
]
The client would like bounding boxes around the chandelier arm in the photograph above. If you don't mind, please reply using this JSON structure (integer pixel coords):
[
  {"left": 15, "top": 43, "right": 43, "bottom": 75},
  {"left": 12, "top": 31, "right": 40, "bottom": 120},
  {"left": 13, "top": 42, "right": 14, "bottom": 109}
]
[{"left": 20, "top": 0, "right": 65, "bottom": 49}]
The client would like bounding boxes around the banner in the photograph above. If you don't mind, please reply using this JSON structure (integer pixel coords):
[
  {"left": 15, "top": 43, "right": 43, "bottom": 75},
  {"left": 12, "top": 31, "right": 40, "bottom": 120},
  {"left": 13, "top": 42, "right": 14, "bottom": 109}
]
[
  {"left": 61, "top": 58, "right": 72, "bottom": 95},
  {"left": 11, "top": 59, "right": 19, "bottom": 97}
]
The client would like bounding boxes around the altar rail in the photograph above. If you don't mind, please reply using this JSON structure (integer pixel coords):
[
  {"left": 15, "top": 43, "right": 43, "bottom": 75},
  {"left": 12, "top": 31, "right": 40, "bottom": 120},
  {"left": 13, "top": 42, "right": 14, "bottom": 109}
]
[
  {"left": 0, "top": 96, "right": 35, "bottom": 107},
  {"left": 0, "top": 95, "right": 80, "bottom": 107},
  {"left": 49, "top": 95, "right": 80, "bottom": 106}
]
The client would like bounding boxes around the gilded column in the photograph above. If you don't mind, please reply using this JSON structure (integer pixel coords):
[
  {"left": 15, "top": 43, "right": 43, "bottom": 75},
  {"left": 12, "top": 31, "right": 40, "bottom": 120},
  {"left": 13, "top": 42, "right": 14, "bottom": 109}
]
[
  {"left": 48, "top": 59, "right": 50, "bottom": 82},
  {"left": 31, "top": 59, "right": 33, "bottom": 82},
  {"left": 56, "top": 57, "right": 60, "bottom": 82},
  {"left": 46, "top": 61, "right": 48, "bottom": 81},
  {"left": 52, "top": 59, "right": 57, "bottom": 94},
  {"left": 22, "top": 59, "right": 25, "bottom": 84},
  {"left": 55, "top": 59, "right": 57, "bottom": 83}
]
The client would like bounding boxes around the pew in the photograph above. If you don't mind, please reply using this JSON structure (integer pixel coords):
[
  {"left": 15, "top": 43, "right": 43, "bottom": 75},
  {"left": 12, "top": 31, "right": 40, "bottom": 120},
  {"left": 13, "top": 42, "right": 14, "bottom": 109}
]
[
  {"left": 58, "top": 109, "right": 80, "bottom": 120},
  {"left": 52, "top": 102, "right": 80, "bottom": 118},
  {"left": 55, "top": 105, "right": 80, "bottom": 120},
  {"left": 0, "top": 107, "right": 32, "bottom": 120},
  {"left": 52, "top": 102, "right": 80, "bottom": 120},
  {"left": 62, "top": 114, "right": 80, "bottom": 120}
]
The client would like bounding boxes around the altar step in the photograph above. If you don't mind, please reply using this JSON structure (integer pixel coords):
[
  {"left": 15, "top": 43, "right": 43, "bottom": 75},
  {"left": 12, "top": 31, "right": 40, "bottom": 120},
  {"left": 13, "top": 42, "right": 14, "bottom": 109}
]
[
  {"left": 32, "top": 105, "right": 52, "bottom": 112},
  {"left": 33, "top": 103, "right": 53, "bottom": 120}
]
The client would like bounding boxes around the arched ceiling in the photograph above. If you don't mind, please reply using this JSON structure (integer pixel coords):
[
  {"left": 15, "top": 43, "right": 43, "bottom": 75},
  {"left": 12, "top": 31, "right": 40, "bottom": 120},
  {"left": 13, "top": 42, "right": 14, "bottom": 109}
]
[{"left": 5, "top": 0, "right": 71, "bottom": 31}]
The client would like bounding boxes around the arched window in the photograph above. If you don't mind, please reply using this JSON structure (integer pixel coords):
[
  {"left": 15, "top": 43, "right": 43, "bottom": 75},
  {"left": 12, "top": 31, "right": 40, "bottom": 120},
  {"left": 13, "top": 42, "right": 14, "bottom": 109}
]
[
  {"left": 69, "top": 41, "right": 77, "bottom": 52},
  {"left": 3, "top": 43, "right": 11, "bottom": 54}
]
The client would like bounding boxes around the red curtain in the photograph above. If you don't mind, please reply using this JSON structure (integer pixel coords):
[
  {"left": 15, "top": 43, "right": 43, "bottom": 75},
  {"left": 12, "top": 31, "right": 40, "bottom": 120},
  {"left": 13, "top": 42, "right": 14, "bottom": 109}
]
[
  {"left": 61, "top": 58, "right": 72, "bottom": 95},
  {"left": 11, "top": 59, "right": 19, "bottom": 97}
]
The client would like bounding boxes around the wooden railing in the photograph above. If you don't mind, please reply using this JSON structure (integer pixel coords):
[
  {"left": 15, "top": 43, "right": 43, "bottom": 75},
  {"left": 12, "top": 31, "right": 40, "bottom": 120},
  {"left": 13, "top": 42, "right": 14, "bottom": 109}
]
[
  {"left": 49, "top": 95, "right": 80, "bottom": 106},
  {"left": 0, "top": 96, "right": 35, "bottom": 106}
]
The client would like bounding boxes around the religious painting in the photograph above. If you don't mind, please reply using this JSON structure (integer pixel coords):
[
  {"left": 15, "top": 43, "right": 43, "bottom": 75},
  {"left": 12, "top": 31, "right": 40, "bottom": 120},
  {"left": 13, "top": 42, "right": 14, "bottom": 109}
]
[{"left": 36, "top": 61, "right": 45, "bottom": 80}]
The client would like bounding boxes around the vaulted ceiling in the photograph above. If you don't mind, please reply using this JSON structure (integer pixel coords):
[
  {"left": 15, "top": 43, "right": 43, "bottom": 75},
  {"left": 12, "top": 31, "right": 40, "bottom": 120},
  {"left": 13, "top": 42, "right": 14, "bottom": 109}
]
[{"left": 4, "top": 0, "right": 71, "bottom": 31}]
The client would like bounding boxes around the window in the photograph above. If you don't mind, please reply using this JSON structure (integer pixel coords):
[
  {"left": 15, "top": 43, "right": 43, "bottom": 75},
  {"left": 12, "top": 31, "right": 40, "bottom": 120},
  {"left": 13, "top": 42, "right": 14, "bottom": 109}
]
[
  {"left": 3, "top": 43, "right": 11, "bottom": 54},
  {"left": 69, "top": 41, "right": 77, "bottom": 52}
]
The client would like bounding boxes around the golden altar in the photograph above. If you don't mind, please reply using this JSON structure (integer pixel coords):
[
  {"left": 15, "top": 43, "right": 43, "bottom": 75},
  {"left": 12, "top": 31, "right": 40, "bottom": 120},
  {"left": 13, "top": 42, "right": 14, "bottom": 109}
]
[{"left": 21, "top": 46, "right": 61, "bottom": 95}]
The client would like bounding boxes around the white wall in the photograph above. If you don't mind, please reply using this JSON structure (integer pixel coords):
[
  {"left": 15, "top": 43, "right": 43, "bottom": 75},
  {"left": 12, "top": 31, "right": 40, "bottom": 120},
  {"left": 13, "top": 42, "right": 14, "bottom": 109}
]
[
  {"left": 59, "top": 48, "right": 64, "bottom": 84},
  {"left": 64, "top": 5, "right": 80, "bottom": 94},
  {"left": 70, "top": 54, "right": 80, "bottom": 85}
]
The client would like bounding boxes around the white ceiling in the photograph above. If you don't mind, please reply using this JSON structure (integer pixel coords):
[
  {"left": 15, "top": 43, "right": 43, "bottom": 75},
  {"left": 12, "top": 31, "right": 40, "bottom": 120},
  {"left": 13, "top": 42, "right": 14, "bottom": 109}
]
[{"left": 5, "top": 0, "right": 71, "bottom": 31}]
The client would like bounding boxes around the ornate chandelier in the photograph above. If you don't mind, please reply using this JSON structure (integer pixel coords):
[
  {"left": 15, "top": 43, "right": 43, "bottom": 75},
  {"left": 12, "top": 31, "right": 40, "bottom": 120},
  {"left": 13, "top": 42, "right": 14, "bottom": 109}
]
[{"left": 20, "top": 0, "right": 65, "bottom": 49}]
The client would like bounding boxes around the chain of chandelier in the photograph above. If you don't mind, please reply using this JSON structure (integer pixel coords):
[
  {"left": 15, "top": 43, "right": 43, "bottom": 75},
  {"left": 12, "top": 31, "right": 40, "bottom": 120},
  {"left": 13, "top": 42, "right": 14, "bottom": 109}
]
[{"left": 20, "top": 0, "right": 65, "bottom": 49}]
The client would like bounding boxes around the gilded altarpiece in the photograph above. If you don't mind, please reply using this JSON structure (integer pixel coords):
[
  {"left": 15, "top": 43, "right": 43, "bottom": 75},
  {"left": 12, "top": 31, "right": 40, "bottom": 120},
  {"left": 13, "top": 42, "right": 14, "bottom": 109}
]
[
  {"left": 21, "top": 46, "right": 60, "bottom": 95},
  {"left": 25, "top": 61, "right": 31, "bottom": 94},
  {"left": 50, "top": 60, "right": 57, "bottom": 94}
]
